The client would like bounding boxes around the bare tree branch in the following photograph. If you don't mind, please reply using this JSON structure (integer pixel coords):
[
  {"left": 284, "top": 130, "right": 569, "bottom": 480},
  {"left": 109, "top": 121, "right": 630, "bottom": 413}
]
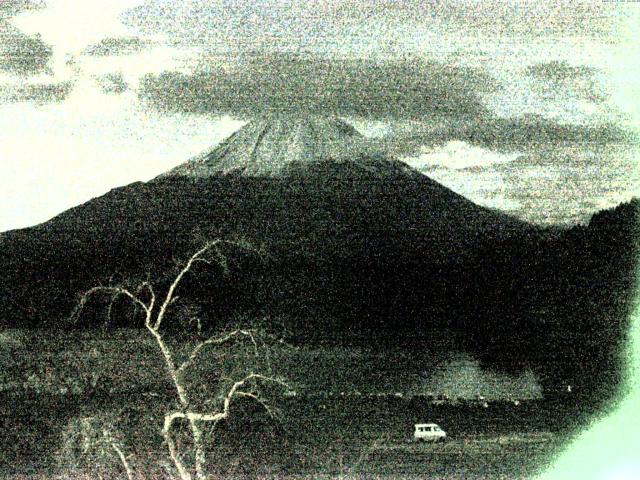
[
  {"left": 191, "top": 258, "right": 212, "bottom": 266},
  {"left": 105, "top": 291, "right": 123, "bottom": 327},
  {"left": 145, "top": 325, "right": 186, "bottom": 404},
  {"left": 235, "top": 391, "right": 279, "bottom": 419},
  {"left": 72, "top": 286, "right": 150, "bottom": 324},
  {"left": 154, "top": 240, "right": 222, "bottom": 331},
  {"left": 161, "top": 427, "right": 192, "bottom": 480},
  {"left": 163, "top": 373, "right": 289, "bottom": 440},
  {"left": 137, "top": 281, "right": 156, "bottom": 309},
  {"left": 177, "top": 329, "right": 258, "bottom": 374},
  {"left": 153, "top": 239, "right": 257, "bottom": 331},
  {"left": 212, "top": 243, "right": 229, "bottom": 276},
  {"left": 103, "top": 429, "right": 135, "bottom": 480}
]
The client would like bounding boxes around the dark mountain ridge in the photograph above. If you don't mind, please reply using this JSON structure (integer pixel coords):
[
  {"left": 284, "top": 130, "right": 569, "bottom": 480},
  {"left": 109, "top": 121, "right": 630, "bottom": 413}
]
[{"left": 0, "top": 115, "right": 637, "bottom": 403}]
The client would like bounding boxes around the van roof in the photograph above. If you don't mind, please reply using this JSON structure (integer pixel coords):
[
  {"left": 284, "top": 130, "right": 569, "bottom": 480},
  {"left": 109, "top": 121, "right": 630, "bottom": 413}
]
[{"left": 415, "top": 423, "right": 439, "bottom": 427}]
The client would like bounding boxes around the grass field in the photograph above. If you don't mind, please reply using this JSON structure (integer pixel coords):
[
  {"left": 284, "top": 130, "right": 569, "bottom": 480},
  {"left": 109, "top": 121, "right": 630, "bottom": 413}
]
[{"left": 0, "top": 329, "right": 586, "bottom": 478}]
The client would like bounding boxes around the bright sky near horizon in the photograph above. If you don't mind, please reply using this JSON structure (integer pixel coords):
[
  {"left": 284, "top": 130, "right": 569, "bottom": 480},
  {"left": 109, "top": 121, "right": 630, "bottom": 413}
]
[{"left": 1, "top": 0, "right": 639, "bottom": 232}]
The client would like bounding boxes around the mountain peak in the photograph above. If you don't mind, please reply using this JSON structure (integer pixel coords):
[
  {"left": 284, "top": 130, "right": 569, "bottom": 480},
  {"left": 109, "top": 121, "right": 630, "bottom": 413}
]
[{"left": 164, "top": 113, "right": 372, "bottom": 178}]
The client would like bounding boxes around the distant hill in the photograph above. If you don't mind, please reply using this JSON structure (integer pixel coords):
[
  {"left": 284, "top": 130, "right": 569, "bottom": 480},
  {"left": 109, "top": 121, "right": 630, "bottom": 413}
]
[{"left": 0, "top": 115, "right": 637, "bottom": 403}]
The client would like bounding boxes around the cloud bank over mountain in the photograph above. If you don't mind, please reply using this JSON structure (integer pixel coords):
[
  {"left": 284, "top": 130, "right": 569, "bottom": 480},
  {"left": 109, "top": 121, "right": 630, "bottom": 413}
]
[{"left": 138, "top": 55, "right": 495, "bottom": 120}]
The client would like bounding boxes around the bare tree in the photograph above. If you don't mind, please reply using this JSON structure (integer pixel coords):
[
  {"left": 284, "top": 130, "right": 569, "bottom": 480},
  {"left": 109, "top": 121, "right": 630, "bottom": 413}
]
[
  {"left": 60, "top": 414, "right": 135, "bottom": 480},
  {"left": 73, "top": 240, "right": 287, "bottom": 480}
]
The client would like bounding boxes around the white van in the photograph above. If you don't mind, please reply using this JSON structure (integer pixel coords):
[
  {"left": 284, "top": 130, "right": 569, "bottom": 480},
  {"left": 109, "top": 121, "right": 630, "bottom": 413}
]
[{"left": 414, "top": 423, "right": 447, "bottom": 442}]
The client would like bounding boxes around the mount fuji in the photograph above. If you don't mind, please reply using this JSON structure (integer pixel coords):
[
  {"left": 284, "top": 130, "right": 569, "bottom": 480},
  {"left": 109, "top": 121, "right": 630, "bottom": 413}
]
[{"left": 0, "top": 114, "right": 636, "bottom": 398}]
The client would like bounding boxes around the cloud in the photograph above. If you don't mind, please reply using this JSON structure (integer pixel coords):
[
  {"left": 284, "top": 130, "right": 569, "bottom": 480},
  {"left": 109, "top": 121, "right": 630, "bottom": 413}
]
[
  {"left": 82, "top": 36, "right": 155, "bottom": 56},
  {"left": 0, "top": 1, "right": 50, "bottom": 76},
  {"left": 402, "top": 141, "right": 521, "bottom": 171},
  {"left": 122, "top": 0, "right": 632, "bottom": 130},
  {"left": 138, "top": 54, "right": 495, "bottom": 119},
  {"left": 496, "top": 145, "right": 639, "bottom": 224},
  {"left": 381, "top": 114, "right": 636, "bottom": 159},
  {"left": 525, "top": 60, "right": 607, "bottom": 104},
  {"left": 94, "top": 72, "right": 129, "bottom": 93},
  {"left": 123, "top": 0, "right": 420, "bottom": 49},
  {"left": 526, "top": 60, "right": 596, "bottom": 83},
  {"left": 396, "top": 129, "right": 638, "bottom": 225},
  {"left": 123, "top": 0, "right": 618, "bottom": 51},
  {"left": 0, "top": 0, "right": 45, "bottom": 18},
  {"left": 403, "top": 142, "right": 640, "bottom": 225},
  {"left": 463, "top": 114, "right": 633, "bottom": 150},
  {"left": 434, "top": 0, "right": 617, "bottom": 38},
  {"left": 0, "top": 81, "right": 73, "bottom": 103},
  {"left": 0, "top": 19, "right": 53, "bottom": 76}
]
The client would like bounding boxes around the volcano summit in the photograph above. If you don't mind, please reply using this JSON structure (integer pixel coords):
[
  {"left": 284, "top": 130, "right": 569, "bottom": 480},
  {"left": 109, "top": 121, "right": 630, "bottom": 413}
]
[{"left": 163, "top": 114, "right": 417, "bottom": 179}]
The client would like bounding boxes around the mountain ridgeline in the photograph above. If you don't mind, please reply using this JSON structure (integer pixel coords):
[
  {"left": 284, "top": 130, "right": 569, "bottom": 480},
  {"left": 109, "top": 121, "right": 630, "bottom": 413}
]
[{"left": 0, "top": 115, "right": 638, "bottom": 401}]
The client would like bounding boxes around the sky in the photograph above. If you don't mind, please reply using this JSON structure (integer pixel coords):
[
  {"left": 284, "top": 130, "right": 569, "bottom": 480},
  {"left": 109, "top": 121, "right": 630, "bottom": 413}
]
[
  {"left": 2, "top": 2, "right": 640, "bottom": 477},
  {"left": 0, "top": 0, "right": 639, "bottom": 231}
]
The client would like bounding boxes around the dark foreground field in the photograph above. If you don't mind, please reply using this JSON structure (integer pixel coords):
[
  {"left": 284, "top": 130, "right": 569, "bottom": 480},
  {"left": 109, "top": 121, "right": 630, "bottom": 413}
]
[
  {"left": 0, "top": 329, "right": 591, "bottom": 479},
  {"left": 0, "top": 393, "right": 572, "bottom": 479}
]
